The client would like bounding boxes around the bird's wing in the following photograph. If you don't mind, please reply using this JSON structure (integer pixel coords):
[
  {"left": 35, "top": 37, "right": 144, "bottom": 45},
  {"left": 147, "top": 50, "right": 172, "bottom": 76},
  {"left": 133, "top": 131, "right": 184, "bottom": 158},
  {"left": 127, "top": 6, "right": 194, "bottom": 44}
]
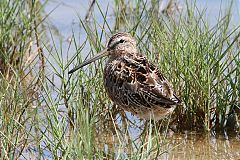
[{"left": 119, "top": 53, "right": 180, "bottom": 107}]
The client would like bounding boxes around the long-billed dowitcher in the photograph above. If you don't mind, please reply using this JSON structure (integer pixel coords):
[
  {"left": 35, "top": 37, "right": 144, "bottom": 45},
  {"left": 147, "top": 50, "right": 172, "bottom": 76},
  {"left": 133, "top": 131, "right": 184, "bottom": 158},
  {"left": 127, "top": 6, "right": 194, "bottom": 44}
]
[{"left": 69, "top": 32, "right": 181, "bottom": 120}]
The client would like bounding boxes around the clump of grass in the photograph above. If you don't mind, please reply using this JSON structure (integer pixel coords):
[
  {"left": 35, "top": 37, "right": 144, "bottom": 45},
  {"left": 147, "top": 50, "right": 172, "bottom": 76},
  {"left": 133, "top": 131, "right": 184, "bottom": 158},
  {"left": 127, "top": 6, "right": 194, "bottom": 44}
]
[{"left": 0, "top": 0, "right": 46, "bottom": 159}]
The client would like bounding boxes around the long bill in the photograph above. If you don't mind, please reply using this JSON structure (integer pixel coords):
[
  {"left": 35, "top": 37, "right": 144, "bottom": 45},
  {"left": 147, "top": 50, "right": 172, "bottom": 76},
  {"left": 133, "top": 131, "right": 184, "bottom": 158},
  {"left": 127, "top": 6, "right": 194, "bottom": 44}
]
[{"left": 68, "top": 48, "right": 109, "bottom": 74}]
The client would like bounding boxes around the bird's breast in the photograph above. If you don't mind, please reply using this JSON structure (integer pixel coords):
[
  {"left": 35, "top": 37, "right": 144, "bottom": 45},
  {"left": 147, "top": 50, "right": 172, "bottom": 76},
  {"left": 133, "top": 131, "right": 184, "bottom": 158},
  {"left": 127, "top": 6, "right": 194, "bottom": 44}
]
[{"left": 103, "top": 59, "right": 128, "bottom": 105}]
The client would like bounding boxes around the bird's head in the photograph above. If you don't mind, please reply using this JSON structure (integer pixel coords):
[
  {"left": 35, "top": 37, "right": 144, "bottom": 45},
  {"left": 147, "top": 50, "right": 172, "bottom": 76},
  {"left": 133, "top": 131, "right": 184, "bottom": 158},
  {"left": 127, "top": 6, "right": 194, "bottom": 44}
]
[
  {"left": 107, "top": 32, "right": 137, "bottom": 55},
  {"left": 69, "top": 32, "right": 137, "bottom": 74}
]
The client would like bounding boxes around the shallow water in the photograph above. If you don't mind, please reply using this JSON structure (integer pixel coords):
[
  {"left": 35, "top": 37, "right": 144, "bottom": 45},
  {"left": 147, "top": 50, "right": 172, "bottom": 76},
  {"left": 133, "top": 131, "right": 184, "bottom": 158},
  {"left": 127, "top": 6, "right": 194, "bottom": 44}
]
[
  {"left": 95, "top": 116, "right": 240, "bottom": 159},
  {"left": 160, "top": 132, "right": 240, "bottom": 159},
  {"left": 22, "top": 131, "right": 240, "bottom": 159}
]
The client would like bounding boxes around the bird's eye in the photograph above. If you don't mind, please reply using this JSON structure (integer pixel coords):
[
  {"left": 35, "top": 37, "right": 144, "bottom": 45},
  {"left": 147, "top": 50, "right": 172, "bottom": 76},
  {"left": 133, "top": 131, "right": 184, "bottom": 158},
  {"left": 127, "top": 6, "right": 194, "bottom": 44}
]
[{"left": 119, "top": 39, "right": 125, "bottom": 43}]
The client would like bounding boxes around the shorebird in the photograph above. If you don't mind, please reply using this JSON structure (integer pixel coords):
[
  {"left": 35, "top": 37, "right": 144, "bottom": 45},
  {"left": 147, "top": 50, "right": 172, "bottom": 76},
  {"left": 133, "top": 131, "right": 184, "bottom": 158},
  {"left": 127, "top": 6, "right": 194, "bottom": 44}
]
[{"left": 69, "top": 32, "right": 181, "bottom": 120}]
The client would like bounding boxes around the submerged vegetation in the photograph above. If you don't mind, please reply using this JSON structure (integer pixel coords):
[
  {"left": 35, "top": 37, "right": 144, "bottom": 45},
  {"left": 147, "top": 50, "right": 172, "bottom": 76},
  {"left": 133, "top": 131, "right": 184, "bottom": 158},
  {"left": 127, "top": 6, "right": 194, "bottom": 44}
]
[{"left": 0, "top": 0, "right": 239, "bottom": 159}]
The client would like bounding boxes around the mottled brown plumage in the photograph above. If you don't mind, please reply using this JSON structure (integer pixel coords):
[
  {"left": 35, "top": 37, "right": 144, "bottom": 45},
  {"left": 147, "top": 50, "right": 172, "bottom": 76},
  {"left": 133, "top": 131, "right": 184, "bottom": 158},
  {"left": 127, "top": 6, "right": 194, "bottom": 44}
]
[{"left": 69, "top": 32, "right": 181, "bottom": 120}]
